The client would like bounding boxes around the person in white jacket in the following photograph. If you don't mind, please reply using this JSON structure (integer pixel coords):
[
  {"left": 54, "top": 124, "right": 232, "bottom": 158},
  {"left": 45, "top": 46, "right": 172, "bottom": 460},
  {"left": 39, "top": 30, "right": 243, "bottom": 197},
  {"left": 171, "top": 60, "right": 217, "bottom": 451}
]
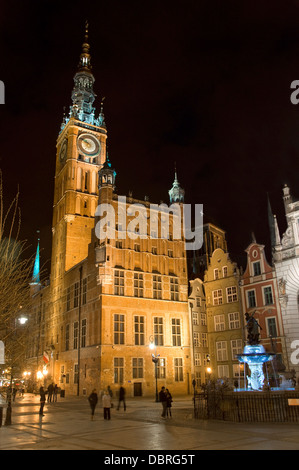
[{"left": 102, "top": 390, "right": 112, "bottom": 420}]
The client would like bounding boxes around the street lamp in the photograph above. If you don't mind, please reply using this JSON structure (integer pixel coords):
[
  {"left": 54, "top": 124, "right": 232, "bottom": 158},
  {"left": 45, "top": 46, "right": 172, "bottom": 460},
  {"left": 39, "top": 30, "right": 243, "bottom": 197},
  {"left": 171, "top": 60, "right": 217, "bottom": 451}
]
[
  {"left": 18, "top": 316, "right": 28, "bottom": 325},
  {"left": 149, "top": 335, "right": 159, "bottom": 402},
  {"left": 206, "top": 367, "right": 212, "bottom": 385}
]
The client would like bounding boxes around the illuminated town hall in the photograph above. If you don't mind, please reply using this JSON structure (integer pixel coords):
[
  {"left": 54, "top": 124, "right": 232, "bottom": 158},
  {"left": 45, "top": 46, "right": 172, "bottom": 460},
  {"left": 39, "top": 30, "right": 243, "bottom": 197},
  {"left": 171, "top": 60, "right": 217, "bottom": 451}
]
[
  {"left": 25, "top": 25, "right": 291, "bottom": 398},
  {"left": 27, "top": 25, "right": 192, "bottom": 397}
]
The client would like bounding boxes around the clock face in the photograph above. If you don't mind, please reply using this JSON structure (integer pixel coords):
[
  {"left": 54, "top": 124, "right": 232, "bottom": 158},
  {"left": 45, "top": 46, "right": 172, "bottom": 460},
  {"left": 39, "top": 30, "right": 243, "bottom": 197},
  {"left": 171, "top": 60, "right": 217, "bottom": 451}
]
[
  {"left": 59, "top": 139, "right": 68, "bottom": 162},
  {"left": 77, "top": 133, "right": 101, "bottom": 157}
]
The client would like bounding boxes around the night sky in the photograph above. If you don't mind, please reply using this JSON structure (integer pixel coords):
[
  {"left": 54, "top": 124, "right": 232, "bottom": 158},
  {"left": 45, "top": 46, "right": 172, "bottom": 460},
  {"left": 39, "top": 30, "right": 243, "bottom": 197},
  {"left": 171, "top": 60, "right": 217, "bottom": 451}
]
[{"left": 1, "top": 0, "right": 299, "bottom": 276}]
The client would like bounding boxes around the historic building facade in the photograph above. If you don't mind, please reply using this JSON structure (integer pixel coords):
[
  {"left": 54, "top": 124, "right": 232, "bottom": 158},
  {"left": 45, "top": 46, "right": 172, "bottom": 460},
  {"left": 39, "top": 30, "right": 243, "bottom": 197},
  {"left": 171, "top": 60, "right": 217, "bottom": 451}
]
[
  {"left": 240, "top": 239, "right": 288, "bottom": 372},
  {"left": 188, "top": 278, "right": 208, "bottom": 388},
  {"left": 26, "top": 26, "right": 192, "bottom": 397},
  {"left": 271, "top": 184, "right": 299, "bottom": 377},
  {"left": 203, "top": 248, "right": 245, "bottom": 385}
]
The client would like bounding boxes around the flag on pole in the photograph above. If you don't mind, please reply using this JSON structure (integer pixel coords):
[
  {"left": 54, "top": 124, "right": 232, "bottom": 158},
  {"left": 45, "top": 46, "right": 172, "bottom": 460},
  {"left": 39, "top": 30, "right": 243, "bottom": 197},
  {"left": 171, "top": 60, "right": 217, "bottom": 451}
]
[{"left": 43, "top": 351, "right": 49, "bottom": 364}]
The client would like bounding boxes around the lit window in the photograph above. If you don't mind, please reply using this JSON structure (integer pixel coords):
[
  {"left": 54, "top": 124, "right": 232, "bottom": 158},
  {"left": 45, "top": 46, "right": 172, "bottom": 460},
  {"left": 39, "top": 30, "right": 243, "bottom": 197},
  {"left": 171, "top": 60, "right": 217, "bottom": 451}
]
[
  {"left": 174, "top": 358, "right": 183, "bottom": 382},
  {"left": 134, "top": 316, "right": 145, "bottom": 345},
  {"left": 212, "top": 289, "right": 223, "bottom": 305},
  {"left": 228, "top": 312, "right": 240, "bottom": 329},
  {"left": 114, "top": 270, "right": 124, "bottom": 296},
  {"left": 227, "top": 286, "right": 238, "bottom": 303},
  {"left": 114, "top": 314, "right": 125, "bottom": 345},
  {"left": 214, "top": 315, "right": 225, "bottom": 331},
  {"left": 134, "top": 273, "right": 144, "bottom": 297},
  {"left": 172, "top": 319, "right": 181, "bottom": 346}
]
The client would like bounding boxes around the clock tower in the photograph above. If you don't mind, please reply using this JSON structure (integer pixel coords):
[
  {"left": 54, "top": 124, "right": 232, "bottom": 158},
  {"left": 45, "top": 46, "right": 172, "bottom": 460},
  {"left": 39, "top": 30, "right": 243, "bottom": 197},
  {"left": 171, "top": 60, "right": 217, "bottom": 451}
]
[{"left": 51, "top": 22, "right": 107, "bottom": 278}]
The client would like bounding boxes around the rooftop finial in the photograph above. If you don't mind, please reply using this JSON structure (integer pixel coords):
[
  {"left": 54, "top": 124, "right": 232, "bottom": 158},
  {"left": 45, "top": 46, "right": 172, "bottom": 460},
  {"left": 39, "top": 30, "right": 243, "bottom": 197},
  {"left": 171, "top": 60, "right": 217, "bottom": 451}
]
[
  {"left": 174, "top": 161, "right": 178, "bottom": 181},
  {"left": 78, "top": 20, "right": 91, "bottom": 71}
]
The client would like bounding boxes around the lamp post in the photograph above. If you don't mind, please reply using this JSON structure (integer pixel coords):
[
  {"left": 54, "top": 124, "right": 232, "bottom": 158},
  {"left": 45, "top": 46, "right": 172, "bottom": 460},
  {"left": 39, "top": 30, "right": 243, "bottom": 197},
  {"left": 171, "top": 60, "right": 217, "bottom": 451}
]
[
  {"left": 149, "top": 335, "right": 159, "bottom": 402},
  {"left": 192, "top": 378, "right": 197, "bottom": 418}
]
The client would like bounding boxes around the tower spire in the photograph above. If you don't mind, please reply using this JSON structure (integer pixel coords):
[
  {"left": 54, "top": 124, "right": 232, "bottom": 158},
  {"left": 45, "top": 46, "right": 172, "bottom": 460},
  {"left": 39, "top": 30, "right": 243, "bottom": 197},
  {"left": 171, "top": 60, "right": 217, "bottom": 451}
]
[
  {"left": 168, "top": 163, "right": 185, "bottom": 204},
  {"left": 32, "top": 230, "right": 40, "bottom": 284},
  {"left": 67, "top": 21, "right": 98, "bottom": 125},
  {"left": 78, "top": 20, "right": 92, "bottom": 72},
  {"left": 267, "top": 193, "right": 276, "bottom": 249}
]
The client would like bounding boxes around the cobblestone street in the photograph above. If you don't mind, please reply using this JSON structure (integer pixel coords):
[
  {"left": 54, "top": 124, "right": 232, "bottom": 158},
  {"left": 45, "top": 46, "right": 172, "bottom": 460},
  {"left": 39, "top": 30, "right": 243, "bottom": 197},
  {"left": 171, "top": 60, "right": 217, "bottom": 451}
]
[{"left": 1, "top": 393, "right": 299, "bottom": 451}]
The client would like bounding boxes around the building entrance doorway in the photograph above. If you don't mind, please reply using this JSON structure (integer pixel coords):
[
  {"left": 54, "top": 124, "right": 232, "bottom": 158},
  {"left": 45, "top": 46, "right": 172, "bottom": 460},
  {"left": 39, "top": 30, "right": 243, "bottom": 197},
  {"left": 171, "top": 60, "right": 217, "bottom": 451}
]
[{"left": 133, "top": 382, "right": 142, "bottom": 396}]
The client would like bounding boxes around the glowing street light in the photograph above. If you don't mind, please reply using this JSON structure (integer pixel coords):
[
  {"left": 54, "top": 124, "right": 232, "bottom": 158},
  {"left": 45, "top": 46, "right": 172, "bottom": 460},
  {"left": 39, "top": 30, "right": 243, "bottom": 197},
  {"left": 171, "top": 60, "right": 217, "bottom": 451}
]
[{"left": 149, "top": 335, "right": 160, "bottom": 402}]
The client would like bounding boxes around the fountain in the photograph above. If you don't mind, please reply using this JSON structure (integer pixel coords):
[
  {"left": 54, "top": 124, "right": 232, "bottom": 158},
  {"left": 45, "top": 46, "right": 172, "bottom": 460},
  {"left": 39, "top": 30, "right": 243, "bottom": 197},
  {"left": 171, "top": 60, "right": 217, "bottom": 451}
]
[
  {"left": 237, "top": 312, "right": 275, "bottom": 391},
  {"left": 237, "top": 344, "right": 275, "bottom": 390}
]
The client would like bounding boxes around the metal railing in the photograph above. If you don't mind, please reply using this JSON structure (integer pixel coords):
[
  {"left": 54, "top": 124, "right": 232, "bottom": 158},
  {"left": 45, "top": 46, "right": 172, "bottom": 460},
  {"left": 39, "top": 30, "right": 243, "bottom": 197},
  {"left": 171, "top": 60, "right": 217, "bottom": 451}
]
[{"left": 194, "top": 391, "right": 299, "bottom": 422}]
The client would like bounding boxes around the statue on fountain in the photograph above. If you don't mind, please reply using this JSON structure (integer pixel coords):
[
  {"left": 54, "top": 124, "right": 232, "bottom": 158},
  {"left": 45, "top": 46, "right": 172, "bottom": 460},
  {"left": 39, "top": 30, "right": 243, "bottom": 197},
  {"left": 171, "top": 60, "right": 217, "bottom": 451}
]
[{"left": 245, "top": 311, "right": 262, "bottom": 345}]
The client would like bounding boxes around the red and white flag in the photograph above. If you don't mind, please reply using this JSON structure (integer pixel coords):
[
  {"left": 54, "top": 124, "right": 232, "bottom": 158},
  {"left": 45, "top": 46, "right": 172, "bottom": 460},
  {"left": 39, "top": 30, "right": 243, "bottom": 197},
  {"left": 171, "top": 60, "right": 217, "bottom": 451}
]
[{"left": 43, "top": 351, "right": 49, "bottom": 364}]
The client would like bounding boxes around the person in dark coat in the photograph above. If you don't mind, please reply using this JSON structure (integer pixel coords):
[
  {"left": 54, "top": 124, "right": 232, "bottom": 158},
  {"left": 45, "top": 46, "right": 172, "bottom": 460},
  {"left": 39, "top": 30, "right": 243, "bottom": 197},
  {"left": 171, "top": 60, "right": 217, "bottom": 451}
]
[
  {"left": 166, "top": 388, "right": 173, "bottom": 417},
  {"left": 117, "top": 386, "right": 126, "bottom": 411},
  {"left": 39, "top": 387, "right": 46, "bottom": 416},
  {"left": 47, "top": 383, "right": 54, "bottom": 402},
  {"left": 159, "top": 386, "right": 167, "bottom": 419},
  {"left": 88, "top": 389, "right": 98, "bottom": 420},
  {"left": 53, "top": 384, "right": 58, "bottom": 402}
]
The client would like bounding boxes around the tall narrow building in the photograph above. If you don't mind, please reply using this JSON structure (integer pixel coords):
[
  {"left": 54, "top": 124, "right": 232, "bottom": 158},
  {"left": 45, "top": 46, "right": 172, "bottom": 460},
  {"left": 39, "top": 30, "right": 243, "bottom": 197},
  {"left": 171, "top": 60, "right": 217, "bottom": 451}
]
[{"left": 272, "top": 184, "right": 299, "bottom": 377}]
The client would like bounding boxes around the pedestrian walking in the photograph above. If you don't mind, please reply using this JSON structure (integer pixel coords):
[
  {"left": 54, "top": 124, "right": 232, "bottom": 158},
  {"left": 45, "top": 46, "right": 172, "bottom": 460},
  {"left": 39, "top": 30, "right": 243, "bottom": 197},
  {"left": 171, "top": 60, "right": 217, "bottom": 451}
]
[
  {"left": 166, "top": 388, "right": 173, "bottom": 417},
  {"left": 53, "top": 384, "right": 58, "bottom": 402},
  {"left": 39, "top": 386, "right": 46, "bottom": 416},
  {"left": 159, "top": 386, "right": 167, "bottom": 419},
  {"left": 107, "top": 385, "right": 113, "bottom": 398},
  {"left": 12, "top": 387, "right": 17, "bottom": 402},
  {"left": 47, "top": 383, "right": 54, "bottom": 402},
  {"left": 117, "top": 386, "right": 126, "bottom": 411},
  {"left": 88, "top": 389, "right": 98, "bottom": 420},
  {"left": 102, "top": 390, "right": 112, "bottom": 420}
]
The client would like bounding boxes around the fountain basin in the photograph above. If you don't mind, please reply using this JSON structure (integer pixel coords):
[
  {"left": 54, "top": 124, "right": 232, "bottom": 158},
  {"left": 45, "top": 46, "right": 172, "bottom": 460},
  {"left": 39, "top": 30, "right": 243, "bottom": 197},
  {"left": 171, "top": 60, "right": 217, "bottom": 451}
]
[{"left": 237, "top": 344, "right": 275, "bottom": 365}]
